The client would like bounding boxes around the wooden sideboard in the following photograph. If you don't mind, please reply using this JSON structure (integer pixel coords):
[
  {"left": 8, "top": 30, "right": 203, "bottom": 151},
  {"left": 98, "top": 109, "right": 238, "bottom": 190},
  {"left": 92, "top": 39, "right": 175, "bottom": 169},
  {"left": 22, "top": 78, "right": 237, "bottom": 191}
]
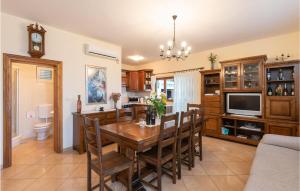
[{"left": 73, "top": 110, "right": 117, "bottom": 154}]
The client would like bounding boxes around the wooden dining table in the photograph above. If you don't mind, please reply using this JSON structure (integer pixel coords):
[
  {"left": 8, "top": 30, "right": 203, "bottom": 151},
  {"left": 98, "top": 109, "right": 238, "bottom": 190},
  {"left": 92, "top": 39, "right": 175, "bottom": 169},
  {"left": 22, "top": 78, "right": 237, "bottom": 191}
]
[{"left": 100, "top": 121, "right": 161, "bottom": 152}]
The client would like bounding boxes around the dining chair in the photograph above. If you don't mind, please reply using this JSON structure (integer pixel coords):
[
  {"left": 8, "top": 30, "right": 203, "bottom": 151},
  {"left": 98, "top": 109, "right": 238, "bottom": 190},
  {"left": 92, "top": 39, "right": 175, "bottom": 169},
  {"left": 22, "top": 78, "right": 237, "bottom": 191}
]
[
  {"left": 192, "top": 107, "right": 205, "bottom": 166},
  {"left": 116, "top": 108, "right": 133, "bottom": 122},
  {"left": 137, "top": 113, "right": 179, "bottom": 191},
  {"left": 134, "top": 106, "right": 147, "bottom": 122},
  {"left": 83, "top": 117, "right": 133, "bottom": 191},
  {"left": 177, "top": 110, "right": 194, "bottom": 179},
  {"left": 187, "top": 103, "right": 201, "bottom": 111}
]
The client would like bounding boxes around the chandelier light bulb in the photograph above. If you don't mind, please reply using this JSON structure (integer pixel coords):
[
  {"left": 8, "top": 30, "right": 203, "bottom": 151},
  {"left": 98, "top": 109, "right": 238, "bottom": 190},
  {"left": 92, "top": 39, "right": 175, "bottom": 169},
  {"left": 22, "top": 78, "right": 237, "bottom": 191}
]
[
  {"left": 185, "top": 50, "right": 189, "bottom": 55},
  {"left": 167, "top": 40, "right": 173, "bottom": 48},
  {"left": 181, "top": 41, "right": 187, "bottom": 48},
  {"left": 160, "top": 45, "right": 164, "bottom": 50},
  {"left": 177, "top": 50, "right": 182, "bottom": 56},
  {"left": 166, "top": 50, "right": 171, "bottom": 56},
  {"left": 187, "top": 46, "right": 192, "bottom": 51}
]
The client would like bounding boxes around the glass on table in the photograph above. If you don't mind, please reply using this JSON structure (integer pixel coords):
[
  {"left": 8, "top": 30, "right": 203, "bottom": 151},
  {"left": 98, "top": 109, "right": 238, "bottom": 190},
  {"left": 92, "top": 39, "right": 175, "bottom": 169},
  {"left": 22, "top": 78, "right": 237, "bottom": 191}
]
[{"left": 139, "top": 118, "right": 146, "bottom": 128}]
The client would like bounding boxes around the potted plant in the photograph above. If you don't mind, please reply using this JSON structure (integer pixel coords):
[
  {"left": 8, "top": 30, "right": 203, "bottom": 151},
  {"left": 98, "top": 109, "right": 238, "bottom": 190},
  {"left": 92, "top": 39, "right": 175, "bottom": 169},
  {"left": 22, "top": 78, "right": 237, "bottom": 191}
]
[
  {"left": 208, "top": 53, "right": 218, "bottom": 69},
  {"left": 110, "top": 93, "right": 121, "bottom": 109}
]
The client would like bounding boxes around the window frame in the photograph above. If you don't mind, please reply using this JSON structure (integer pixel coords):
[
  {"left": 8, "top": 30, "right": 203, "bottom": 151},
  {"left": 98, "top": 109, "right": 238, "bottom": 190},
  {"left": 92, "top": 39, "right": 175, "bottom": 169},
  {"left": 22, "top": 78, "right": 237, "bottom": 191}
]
[{"left": 156, "top": 77, "right": 174, "bottom": 101}]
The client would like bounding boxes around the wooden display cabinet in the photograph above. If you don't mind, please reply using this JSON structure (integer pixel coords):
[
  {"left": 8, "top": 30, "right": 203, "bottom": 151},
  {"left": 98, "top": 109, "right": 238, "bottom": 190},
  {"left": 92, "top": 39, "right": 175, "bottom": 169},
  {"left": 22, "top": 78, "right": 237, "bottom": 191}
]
[
  {"left": 221, "top": 55, "right": 267, "bottom": 92},
  {"left": 200, "top": 69, "right": 221, "bottom": 137},
  {"left": 138, "top": 70, "right": 153, "bottom": 91},
  {"left": 264, "top": 61, "right": 299, "bottom": 122}
]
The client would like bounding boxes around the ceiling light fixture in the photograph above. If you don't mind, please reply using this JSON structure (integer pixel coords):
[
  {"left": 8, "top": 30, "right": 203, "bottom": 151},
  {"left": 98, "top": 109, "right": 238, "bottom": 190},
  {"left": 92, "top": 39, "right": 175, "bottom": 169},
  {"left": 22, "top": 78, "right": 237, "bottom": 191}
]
[
  {"left": 128, "top": 55, "right": 144, "bottom": 62},
  {"left": 159, "top": 15, "right": 191, "bottom": 61}
]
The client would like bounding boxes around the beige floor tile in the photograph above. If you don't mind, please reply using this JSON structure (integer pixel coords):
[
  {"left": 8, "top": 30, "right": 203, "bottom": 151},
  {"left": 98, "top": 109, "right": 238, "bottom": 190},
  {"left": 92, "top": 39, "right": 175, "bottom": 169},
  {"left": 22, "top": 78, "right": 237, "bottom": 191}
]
[
  {"left": 0, "top": 164, "right": 30, "bottom": 179},
  {"left": 57, "top": 178, "right": 103, "bottom": 191},
  {"left": 182, "top": 175, "right": 219, "bottom": 191},
  {"left": 201, "top": 151, "right": 221, "bottom": 162},
  {"left": 200, "top": 161, "right": 234, "bottom": 175},
  {"left": 237, "top": 175, "right": 249, "bottom": 184},
  {"left": 13, "top": 164, "right": 54, "bottom": 179},
  {"left": 41, "top": 164, "right": 79, "bottom": 179},
  {"left": 210, "top": 175, "right": 245, "bottom": 191},
  {"left": 181, "top": 161, "right": 206, "bottom": 176},
  {"left": 212, "top": 151, "right": 245, "bottom": 162},
  {"left": 1, "top": 179, "right": 35, "bottom": 191},
  {"left": 223, "top": 161, "right": 252, "bottom": 175},
  {"left": 23, "top": 178, "right": 65, "bottom": 191}
]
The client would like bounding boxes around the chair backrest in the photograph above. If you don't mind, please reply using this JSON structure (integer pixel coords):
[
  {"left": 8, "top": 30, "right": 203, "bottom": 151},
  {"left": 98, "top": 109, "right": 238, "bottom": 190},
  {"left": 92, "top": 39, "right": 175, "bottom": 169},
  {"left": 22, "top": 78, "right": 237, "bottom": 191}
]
[
  {"left": 157, "top": 112, "right": 179, "bottom": 160},
  {"left": 193, "top": 107, "right": 205, "bottom": 133},
  {"left": 116, "top": 108, "right": 133, "bottom": 122},
  {"left": 178, "top": 110, "right": 194, "bottom": 145},
  {"left": 187, "top": 103, "right": 201, "bottom": 111},
  {"left": 134, "top": 106, "right": 147, "bottom": 122},
  {"left": 83, "top": 117, "right": 103, "bottom": 171}
]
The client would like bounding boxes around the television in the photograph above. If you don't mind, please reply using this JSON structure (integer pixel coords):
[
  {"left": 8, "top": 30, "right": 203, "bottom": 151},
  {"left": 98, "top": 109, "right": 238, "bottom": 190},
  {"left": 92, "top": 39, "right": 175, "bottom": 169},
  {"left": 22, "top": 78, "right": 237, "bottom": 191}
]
[{"left": 226, "top": 93, "right": 262, "bottom": 116}]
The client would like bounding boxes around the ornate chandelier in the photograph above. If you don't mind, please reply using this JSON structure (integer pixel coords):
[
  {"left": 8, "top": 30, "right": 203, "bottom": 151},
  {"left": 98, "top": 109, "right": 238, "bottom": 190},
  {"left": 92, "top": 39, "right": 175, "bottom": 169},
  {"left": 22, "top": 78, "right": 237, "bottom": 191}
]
[{"left": 159, "top": 15, "right": 191, "bottom": 61}]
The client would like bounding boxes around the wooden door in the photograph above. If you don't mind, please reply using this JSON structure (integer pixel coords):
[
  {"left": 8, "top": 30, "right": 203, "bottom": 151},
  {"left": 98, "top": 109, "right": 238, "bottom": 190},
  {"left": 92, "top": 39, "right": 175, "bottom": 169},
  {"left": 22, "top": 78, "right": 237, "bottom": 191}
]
[
  {"left": 222, "top": 63, "right": 240, "bottom": 91},
  {"left": 267, "top": 122, "right": 297, "bottom": 136},
  {"left": 138, "top": 71, "right": 145, "bottom": 91},
  {"left": 204, "top": 116, "right": 220, "bottom": 136},
  {"left": 128, "top": 71, "right": 139, "bottom": 91},
  {"left": 265, "top": 96, "right": 296, "bottom": 121}
]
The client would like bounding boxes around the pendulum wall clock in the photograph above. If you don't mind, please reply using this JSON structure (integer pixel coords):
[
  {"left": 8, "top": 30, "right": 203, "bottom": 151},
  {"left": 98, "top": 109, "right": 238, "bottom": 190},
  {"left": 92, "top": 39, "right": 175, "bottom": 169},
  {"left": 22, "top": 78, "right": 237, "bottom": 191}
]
[{"left": 27, "top": 23, "right": 46, "bottom": 58}]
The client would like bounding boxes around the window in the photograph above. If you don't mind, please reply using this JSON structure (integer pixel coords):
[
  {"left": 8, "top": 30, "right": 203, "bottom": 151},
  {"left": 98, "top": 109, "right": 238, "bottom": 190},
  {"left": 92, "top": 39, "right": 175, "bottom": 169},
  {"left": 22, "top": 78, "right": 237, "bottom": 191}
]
[{"left": 156, "top": 77, "right": 174, "bottom": 101}]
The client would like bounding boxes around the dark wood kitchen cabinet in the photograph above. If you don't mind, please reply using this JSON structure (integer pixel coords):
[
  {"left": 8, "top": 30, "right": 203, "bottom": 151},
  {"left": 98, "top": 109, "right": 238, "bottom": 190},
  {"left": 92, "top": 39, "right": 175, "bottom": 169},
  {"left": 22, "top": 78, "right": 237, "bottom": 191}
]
[{"left": 128, "top": 71, "right": 139, "bottom": 91}]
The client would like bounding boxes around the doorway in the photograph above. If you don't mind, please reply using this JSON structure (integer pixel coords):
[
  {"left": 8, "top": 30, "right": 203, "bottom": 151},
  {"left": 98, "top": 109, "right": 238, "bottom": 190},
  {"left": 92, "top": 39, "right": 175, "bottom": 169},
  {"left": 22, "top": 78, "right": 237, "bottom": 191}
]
[{"left": 3, "top": 54, "right": 63, "bottom": 168}]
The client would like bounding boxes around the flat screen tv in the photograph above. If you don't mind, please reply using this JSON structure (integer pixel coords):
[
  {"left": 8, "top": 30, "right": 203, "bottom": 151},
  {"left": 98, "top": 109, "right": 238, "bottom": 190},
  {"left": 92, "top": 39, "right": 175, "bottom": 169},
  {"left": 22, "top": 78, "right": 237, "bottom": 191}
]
[{"left": 226, "top": 93, "right": 262, "bottom": 116}]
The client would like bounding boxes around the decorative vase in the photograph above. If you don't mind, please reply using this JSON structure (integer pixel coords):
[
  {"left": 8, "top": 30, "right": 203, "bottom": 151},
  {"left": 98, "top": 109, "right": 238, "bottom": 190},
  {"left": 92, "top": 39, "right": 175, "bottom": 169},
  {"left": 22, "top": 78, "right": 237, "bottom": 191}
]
[
  {"left": 77, "top": 95, "right": 82, "bottom": 113},
  {"left": 211, "top": 62, "right": 215, "bottom": 70}
]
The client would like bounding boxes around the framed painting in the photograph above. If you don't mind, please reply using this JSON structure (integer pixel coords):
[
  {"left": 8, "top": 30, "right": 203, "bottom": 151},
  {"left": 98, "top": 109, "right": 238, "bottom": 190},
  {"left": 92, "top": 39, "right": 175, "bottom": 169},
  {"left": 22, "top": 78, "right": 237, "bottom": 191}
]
[{"left": 85, "top": 65, "right": 107, "bottom": 104}]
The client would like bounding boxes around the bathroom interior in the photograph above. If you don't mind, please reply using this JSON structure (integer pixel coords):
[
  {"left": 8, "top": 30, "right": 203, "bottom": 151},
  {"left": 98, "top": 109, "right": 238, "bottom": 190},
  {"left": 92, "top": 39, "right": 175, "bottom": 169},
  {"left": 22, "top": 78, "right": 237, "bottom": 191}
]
[{"left": 11, "top": 62, "right": 54, "bottom": 149}]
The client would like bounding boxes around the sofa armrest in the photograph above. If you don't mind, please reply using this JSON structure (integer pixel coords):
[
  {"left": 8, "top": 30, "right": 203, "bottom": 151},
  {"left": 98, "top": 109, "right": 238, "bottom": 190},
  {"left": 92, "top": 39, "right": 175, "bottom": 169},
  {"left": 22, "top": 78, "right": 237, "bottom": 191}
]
[{"left": 261, "top": 134, "right": 300, "bottom": 151}]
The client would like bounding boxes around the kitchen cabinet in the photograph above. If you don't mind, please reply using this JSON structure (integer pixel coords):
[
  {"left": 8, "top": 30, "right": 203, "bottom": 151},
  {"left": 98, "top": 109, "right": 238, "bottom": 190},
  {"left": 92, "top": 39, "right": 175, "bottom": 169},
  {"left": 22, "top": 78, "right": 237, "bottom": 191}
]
[{"left": 128, "top": 71, "right": 139, "bottom": 91}]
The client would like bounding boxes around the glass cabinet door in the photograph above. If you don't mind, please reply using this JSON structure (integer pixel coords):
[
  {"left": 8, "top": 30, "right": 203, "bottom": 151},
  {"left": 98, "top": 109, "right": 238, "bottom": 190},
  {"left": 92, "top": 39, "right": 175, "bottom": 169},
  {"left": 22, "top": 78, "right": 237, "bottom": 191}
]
[
  {"left": 242, "top": 63, "right": 260, "bottom": 89},
  {"left": 224, "top": 65, "right": 239, "bottom": 89}
]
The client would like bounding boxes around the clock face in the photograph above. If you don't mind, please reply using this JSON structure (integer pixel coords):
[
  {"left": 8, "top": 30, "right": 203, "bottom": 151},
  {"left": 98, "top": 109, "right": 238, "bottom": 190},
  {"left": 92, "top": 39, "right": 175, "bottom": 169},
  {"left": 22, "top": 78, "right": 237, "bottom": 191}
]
[{"left": 31, "top": 33, "right": 42, "bottom": 43}]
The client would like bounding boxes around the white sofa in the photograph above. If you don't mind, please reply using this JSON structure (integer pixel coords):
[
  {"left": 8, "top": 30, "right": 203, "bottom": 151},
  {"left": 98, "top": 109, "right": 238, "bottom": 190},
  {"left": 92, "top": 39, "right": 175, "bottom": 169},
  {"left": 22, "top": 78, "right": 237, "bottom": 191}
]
[{"left": 245, "top": 134, "right": 300, "bottom": 191}]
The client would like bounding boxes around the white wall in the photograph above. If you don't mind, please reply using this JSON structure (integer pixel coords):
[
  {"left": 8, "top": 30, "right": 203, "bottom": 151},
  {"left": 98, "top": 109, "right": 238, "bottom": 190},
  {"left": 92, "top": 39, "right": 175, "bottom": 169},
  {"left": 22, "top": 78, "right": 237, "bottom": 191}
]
[
  {"left": 135, "top": 31, "right": 300, "bottom": 74},
  {"left": 12, "top": 63, "right": 54, "bottom": 139},
  {"left": 1, "top": 13, "right": 122, "bottom": 166}
]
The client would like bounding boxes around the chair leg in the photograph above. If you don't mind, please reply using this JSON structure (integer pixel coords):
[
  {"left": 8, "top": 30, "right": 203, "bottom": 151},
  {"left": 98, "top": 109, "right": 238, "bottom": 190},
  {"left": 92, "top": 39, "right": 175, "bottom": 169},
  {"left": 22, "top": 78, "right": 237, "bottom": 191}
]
[
  {"left": 192, "top": 135, "right": 195, "bottom": 167},
  {"left": 157, "top": 165, "right": 162, "bottom": 191},
  {"left": 177, "top": 152, "right": 182, "bottom": 179},
  {"left": 172, "top": 157, "right": 176, "bottom": 184},
  {"left": 99, "top": 176, "right": 105, "bottom": 191},
  {"left": 87, "top": 162, "right": 92, "bottom": 191},
  {"left": 137, "top": 153, "right": 141, "bottom": 178},
  {"left": 188, "top": 144, "right": 192, "bottom": 170},
  {"left": 128, "top": 165, "right": 133, "bottom": 191},
  {"left": 199, "top": 132, "right": 202, "bottom": 161}
]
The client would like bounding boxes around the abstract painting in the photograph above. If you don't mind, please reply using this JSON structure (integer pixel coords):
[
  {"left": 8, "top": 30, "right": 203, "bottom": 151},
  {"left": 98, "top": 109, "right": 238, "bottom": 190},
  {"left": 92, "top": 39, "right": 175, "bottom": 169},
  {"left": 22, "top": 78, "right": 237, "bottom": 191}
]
[{"left": 86, "top": 65, "right": 107, "bottom": 104}]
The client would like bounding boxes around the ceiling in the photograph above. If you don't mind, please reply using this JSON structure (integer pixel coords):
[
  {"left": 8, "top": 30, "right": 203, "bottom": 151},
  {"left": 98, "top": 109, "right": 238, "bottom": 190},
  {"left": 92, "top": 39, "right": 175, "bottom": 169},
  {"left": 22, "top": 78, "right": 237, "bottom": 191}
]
[{"left": 2, "top": 0, "right": 299, "bottom": 65}]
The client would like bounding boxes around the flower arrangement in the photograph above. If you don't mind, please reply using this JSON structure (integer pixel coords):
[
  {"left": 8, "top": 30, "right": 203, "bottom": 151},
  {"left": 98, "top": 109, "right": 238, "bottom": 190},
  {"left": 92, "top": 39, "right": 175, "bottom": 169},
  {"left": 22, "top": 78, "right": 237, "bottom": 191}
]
[
  {"left": 147, "top": 92, "right": 167, "bottom": 118},
  {"left": 110, "top": 93, "right": 121, "bottom": 109}
]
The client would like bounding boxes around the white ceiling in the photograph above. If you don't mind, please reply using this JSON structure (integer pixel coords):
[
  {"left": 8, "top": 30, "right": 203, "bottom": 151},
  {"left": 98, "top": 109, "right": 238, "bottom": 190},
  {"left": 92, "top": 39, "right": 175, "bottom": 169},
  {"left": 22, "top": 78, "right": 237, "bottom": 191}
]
[{"left": 2, "top": 0, "right": 299, "bottom": 65}]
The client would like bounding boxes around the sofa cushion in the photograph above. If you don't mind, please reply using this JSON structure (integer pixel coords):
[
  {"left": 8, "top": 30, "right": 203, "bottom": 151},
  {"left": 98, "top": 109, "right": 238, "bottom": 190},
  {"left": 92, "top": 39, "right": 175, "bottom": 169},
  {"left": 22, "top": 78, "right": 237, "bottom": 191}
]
[
  {"left": 244, "top": 143, "right": 299, "bottom": 191},
  {"left": 261, "top": 134, "right": 300, "bottom": 151}
]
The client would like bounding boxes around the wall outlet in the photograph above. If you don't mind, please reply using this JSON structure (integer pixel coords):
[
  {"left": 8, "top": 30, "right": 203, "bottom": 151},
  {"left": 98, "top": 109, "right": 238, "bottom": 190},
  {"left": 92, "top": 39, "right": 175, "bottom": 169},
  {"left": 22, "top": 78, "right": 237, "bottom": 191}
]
[{"left": 26, "top": 111, "right": 35, "bottom": 119}]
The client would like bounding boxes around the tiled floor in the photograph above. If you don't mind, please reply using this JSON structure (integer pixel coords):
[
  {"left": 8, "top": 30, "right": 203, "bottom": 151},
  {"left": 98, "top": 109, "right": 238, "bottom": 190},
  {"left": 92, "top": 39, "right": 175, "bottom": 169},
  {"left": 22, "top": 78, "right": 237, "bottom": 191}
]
[{"left": 1, "top": 136, "right": 256, "bottom": 191}]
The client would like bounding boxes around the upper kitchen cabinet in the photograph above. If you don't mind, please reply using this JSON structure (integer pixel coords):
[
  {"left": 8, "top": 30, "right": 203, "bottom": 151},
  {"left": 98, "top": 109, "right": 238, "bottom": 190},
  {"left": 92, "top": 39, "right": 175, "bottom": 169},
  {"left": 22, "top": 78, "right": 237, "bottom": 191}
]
[
  {"left": 220, "top": 55, "right": 267, "bottom": 92},
  {"left": 125, "top": 69, "right": 153, "bottom": 92}
]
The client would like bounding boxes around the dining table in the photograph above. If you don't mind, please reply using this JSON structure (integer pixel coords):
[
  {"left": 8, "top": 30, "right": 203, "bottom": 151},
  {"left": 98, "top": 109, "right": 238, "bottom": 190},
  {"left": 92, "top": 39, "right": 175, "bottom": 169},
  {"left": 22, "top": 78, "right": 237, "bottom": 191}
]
[{"left": 100, "top": 120, "right": 162, "bottom": 191}]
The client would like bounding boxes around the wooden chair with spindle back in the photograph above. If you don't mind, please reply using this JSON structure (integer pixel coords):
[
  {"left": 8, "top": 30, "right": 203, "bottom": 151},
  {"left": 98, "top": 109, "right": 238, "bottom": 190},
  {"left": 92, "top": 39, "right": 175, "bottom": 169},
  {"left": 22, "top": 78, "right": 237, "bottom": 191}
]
[
  {"left": 83, "top": 117, "right": 133, "bottom": 191},
  {"left": 134, "top": 106, "right": 147, "bottom": 122},
  {"left": 138, "top": 113, "right": 179, "bottom": 191},
  {"left": 187, "top": 103, "right": 204, "bottom": 165},
  {"left": 177, "top": 110, "right": 194, "bottom": 179}
]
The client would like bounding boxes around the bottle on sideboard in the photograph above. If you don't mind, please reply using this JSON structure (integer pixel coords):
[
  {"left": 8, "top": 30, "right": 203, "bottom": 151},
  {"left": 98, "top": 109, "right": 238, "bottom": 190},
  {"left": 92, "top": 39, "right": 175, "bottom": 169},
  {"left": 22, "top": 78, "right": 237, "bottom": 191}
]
[
  {"left": 267, "top": 86, "right": 273, "bottom": 96},
  {"left": 146, "top": 107, "right": 151, "bottom": 125},
  {"left": 291, "top": 84, "right": 295, "bottom": 96},
  {"left": 266, "top": 68, "right": 271, "bottom": 81},
  {"left": 77, "top": 95, "right": 82, "bottom": 113},
  {"left": 283, "top": 83, "right": 288, "bottom": 96},
  {"left": 150, "top": 110, "right": 156, "bottom": 125},
  {"left": 278, "top": 68, "right": 283, "bottom": 80},
  {"left": 275, "top": 84, "right": 283, "bottom": 96}
]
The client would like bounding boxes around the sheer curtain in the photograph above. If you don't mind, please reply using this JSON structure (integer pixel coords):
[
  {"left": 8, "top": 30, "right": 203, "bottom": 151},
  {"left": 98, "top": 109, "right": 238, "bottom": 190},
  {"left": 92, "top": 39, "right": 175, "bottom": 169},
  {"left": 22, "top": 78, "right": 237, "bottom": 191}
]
[{"left": 173, "top": 71, "right": 201, "bottom": 112}]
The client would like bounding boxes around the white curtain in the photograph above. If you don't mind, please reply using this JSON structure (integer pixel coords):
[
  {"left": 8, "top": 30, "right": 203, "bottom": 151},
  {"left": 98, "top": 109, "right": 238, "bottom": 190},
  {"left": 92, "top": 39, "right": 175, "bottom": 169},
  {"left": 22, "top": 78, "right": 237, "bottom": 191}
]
[{"left": 173, "top": 71, "right": 201, "bottom": 112}]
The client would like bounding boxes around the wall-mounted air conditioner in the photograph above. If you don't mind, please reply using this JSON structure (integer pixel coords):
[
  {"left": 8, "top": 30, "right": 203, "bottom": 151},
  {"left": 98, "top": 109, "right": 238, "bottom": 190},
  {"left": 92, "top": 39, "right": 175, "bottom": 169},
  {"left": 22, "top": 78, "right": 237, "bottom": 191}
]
[{"left": 85, "top": 44, "right": 119, "bottom": 61}]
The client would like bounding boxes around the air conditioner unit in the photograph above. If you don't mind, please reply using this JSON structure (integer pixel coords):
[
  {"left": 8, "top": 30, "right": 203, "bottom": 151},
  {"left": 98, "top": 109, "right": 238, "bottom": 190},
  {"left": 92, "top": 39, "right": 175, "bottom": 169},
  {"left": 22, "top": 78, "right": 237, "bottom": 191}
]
[{"left": 85, "top": 44, "right": 119, "bottom": 61}]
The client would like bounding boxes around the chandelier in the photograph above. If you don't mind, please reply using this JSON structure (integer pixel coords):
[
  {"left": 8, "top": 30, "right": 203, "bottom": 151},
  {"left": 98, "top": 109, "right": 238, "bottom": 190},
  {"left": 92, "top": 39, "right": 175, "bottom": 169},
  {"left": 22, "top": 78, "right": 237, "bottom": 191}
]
[{"left": 159, "top": 15, "right": 191, "bottom": 61}]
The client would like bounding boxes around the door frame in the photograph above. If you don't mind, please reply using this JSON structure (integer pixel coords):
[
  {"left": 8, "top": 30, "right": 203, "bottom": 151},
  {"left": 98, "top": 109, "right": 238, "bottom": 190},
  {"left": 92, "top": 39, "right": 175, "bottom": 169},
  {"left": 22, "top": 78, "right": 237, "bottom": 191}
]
[{"left": 3, "top": 53, "right": 63, "bottom": 168}]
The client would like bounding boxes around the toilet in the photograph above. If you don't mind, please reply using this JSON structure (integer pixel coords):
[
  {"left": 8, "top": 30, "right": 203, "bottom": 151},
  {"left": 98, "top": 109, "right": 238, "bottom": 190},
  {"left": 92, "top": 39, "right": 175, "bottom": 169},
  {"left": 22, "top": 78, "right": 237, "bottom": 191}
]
[{"left": 34, "top": 104, "right": 53, "bottom": 141}]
